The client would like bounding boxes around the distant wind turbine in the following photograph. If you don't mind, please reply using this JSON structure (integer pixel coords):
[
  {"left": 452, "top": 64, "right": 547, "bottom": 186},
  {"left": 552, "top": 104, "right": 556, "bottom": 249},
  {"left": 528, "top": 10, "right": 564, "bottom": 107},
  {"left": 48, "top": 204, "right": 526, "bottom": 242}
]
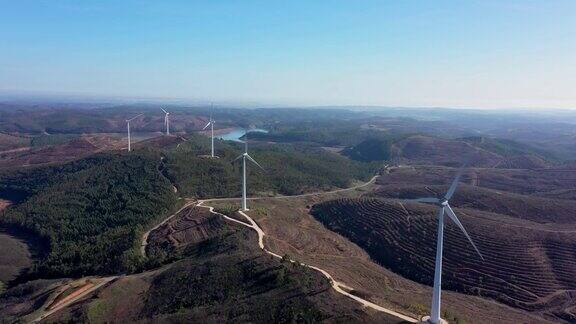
[
  {"left": 126, "top": 114, "right": 143, "bottom": 152},
  {"left": 202, "top": 104, "right": 215, "bottom": 157},
  {"left": 161, "top": 108, "right": 170, "bottom": 135},
  {"left": 408, "top": 165, "right": 483, "bottom": 324},
  {"left": 233, "top": 131, "right": 264, "bottom": 211}
]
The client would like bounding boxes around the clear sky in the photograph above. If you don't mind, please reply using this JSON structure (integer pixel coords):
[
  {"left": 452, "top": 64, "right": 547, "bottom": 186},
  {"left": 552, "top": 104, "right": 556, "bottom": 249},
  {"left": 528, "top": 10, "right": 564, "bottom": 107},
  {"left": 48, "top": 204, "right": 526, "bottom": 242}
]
[{"left": 1, "top": 0, "right": 575, "bottom": 108}]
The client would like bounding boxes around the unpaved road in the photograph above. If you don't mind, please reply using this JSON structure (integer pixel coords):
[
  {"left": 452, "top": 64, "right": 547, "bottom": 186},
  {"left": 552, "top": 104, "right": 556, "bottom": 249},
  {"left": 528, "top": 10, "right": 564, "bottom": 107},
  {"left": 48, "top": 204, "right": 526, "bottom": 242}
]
[
  {"left": 142, "top": 174, "right": 419, "bottom": 322},
  {"left": 32, "top": 276, "right": 118, "bottom": 323},
  {"left": 197, "top": 200, "right": 417, "bottom": 323},
  {"left": 41, "top": 175, "right": 402, "bottom": 322},
  {"left": 140, "top": 175, "right": 378, "bottom": 257}
]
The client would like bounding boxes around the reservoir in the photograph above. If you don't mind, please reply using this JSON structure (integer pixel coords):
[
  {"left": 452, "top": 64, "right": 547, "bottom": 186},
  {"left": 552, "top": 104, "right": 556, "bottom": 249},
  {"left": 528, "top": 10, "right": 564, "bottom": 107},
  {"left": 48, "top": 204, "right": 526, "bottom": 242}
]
[{"left": 216, "top": 128, "right": 268, "bottom": 142}]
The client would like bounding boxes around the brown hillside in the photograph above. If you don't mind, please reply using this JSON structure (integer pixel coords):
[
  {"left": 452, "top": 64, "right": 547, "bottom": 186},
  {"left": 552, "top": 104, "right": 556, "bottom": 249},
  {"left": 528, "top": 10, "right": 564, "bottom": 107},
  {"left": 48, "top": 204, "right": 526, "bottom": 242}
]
[
  {"left": 391, "top": 135, "right": 502, "bottom": 167},
  {"left": 373, "top": 183, "right": 576, "bottom": 224},
  {"left": 311, "top": 198, "right": 576, "bottom": 321},
  {"left": 378, "top": 166, "right": 576, "bottom": 199}
]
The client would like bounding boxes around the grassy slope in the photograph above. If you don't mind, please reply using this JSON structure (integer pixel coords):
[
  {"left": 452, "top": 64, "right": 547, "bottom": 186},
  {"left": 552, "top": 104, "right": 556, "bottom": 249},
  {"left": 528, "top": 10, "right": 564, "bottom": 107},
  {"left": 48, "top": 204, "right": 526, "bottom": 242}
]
[
  {"left": 0, "top": 231, "right": 32, "bottom": 284},
  {"left": 0, "top": 133, "right": 30, "bottom": 151}
]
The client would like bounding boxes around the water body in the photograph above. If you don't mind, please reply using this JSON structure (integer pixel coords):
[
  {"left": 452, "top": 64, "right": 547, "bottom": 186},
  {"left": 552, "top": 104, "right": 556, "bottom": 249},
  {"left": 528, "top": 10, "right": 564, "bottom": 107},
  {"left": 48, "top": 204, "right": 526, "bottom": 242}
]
[{"left": 216, "top": 128, "right": 268, "bottom": 142}]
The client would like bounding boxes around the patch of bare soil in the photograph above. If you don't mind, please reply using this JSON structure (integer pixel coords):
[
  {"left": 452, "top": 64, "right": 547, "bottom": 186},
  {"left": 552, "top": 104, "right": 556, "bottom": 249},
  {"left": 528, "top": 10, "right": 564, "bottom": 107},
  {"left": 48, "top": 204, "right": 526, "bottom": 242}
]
[
  {"left": 0, "top": 199, "right": 35, "bottom": 285},
  {"left": 146, "top": 206, "right": 224, "bottom": 254},
  {"left": 47, "top": 281, "right": 95, "bottom": 311}
]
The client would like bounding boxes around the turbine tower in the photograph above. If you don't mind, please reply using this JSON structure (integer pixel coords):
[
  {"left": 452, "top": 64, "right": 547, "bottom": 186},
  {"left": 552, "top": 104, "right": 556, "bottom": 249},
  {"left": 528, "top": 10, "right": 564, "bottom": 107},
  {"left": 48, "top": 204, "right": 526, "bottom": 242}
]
[
  {"left": 233, "top": 131, "right": 264, "bottom": 211},
  {"left": 202, "top": 105, "right": 215, "bottom": 157},
  {"left": 126, "top": 113, "right": 143, "bottom": 152},
  {"left": 161, "top": 108, "right": 170, "bottom": 135},
  {"left": 409, "top": 165, "right": 484, "bottom": 324}
]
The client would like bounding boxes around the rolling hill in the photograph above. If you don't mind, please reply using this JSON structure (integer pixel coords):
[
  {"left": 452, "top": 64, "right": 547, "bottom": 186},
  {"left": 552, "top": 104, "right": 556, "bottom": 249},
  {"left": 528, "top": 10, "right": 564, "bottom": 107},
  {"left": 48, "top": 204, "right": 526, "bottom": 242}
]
[
  {"left": 377, "top": 165, "right": 576, "bottom": 199},
  {"left": 311, "top": 197, "right": 576, "bottom": 322},
  {"left": 373, "top": 183, "right": 576, "bottom": 224},
  {"left": 1, "top": 206, "right": 400, "bottom": 323},
  {"left": 389, "top": 135, "right": 551, "bottom": 168}
]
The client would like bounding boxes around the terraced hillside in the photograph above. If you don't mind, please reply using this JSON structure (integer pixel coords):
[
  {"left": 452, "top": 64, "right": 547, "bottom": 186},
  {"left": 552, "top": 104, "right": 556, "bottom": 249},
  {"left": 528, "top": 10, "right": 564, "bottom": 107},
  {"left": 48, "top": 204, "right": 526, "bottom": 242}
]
[
  {"left": 377, "top": 166, "right": 576, "bottom": 199},
  {"left": 374, "top": 183, "right": 576, "bottom": 224},
  {"left": 0, "top": 135, "right": 128, "bottom": 169},
  {"left": 311, "top": 198, "right": 576, "bottom": 322},
  {"left": 146, "top": 206, "right": 226, "bottom": 263},
  {"left": 390, "top": 135, "right": 551, "bottom": 168}
]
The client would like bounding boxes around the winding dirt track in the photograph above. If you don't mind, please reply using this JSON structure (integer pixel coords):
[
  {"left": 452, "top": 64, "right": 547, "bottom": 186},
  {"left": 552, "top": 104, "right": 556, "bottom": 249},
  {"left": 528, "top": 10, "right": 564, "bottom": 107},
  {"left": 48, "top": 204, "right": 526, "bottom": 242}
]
[
  {"left": 40, "top": 174, "right": 417, "bottom": 322},
  {"left": 140, "top": 175, "right": 379, "bottom": 258},
  {"left": 141, "top": 174, "right": 419, "bottom": 321},
  {"left": 197, "top": 200, "right": 418, "bottom": 323}
]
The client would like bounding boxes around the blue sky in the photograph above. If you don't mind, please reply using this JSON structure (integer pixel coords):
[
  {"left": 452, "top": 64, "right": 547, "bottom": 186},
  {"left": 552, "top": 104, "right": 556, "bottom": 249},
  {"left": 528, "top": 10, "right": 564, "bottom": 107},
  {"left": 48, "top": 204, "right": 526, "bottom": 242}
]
[{"left": 1, "top": 0, "right": 575, "bottom": 108}]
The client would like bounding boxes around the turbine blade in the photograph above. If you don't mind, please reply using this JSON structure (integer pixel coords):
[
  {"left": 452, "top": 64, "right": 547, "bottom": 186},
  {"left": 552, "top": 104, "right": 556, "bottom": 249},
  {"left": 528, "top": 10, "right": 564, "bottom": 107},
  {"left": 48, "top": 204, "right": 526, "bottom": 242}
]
[
  {"left": 246, "top": 154, "right": 264, "bottom": 171},
  {"left": 232, "top": 154, "right": 243, "bottom": 163},
  {"left": 445, "top": 204, "right": 484, "bottom": 260},
  {"left": 127, "top": 113, "right": 143, "bottom": 122},
  {"left": 161, "top": 107, "right": 168, "bottom": 114},
  {"left": 408, "top": 197, "right": 440, "bottom": 204},
  {"left": 202, "top": 121, "right": 211, "bottom": 130},
  {"left": 445, "top": 163, "right": 468, "bottom": 200},
  {"left": 244, "top": 131, "right": 248, "bottom": 153}
]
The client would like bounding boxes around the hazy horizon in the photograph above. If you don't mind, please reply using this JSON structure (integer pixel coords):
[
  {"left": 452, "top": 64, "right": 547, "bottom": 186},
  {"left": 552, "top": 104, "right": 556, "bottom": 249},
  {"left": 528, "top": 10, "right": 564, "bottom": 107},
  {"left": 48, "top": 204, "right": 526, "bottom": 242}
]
[{"left": 2, "top": 1, "right": 575, "bottom": 109}]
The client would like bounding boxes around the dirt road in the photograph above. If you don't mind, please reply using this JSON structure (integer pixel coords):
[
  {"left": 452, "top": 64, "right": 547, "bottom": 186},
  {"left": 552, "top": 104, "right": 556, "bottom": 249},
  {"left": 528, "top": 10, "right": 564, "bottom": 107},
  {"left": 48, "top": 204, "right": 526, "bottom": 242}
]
[
  {"left": 39, "top": 175, "right": 393, "bottom": 321},
  {"left": 191, "top": 173, "right": 418, "bottom": 323},
  {"left": 140, "top": 175, "right": 378, "bottom": 257},
  {"left": 31, "top": 276, "right": 118, "bottom": 323},
  {"left": 197, "top": 200, "right": 417, "bottom": 323}
]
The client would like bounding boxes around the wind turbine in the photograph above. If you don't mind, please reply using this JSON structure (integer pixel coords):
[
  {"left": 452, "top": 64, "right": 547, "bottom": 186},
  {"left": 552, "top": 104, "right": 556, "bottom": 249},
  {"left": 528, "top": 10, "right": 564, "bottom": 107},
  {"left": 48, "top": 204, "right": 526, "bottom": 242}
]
[
  {"left": 202, "top": 105, "right": 215, "bottom": 157},
  {"left": 233, "top": 131, "right": 264, "bottom": 211},
  {"left": 409, "top": 165, "right": 484, "bottom": 324},
  {"left": 126, "top": 113, "right": 143, "bottom": 152},
  {"left": 161, "top": 108, "right": 170, "bottom": 135}
]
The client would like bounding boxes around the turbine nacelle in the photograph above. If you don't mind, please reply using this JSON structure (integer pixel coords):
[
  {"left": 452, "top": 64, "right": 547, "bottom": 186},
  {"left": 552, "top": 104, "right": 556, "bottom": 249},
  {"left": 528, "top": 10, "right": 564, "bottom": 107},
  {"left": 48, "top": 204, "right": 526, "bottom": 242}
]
[{"left": 202, "top": 120, "right": 213, "bottom": 130}]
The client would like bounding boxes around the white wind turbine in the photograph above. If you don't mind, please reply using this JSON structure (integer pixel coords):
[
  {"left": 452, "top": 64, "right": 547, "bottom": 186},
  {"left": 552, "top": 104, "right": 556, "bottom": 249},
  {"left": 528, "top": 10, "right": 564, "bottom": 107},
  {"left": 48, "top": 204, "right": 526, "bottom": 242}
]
[
  {"left": 233, "top": 131, "right": 264, "bottom": 211},
  {"left": 126, "top": 113, "right": 143, "bottom": 152},
  {"left": 161, "top": 108, "right": 170, "bottom": 135},
  {"left": 202, "top": 105, "right": 215, "bottom": 157},
  {"left": 408, "top": 165, "right": 484, "bottom": 324}
]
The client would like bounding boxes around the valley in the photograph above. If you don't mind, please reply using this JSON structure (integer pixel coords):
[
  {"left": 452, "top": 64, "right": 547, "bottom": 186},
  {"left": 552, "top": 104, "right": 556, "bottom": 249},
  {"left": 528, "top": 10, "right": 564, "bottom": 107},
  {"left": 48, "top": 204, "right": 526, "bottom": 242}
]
[
  {"left": 3, "top": 3, "right": 576, "bottom": 323},
  {"left": 0, "top": 105, "right": 575, "bottom": 323}
]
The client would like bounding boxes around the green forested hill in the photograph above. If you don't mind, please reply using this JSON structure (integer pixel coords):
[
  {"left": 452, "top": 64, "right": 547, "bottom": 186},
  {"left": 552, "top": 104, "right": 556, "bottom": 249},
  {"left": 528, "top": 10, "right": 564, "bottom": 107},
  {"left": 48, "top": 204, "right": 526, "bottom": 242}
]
[
  {"left": 0, "top": 135, "right": 378, "bottom": 279},
  {"left": 0, "top": 152, "right": 178, "bottom": 278},
  {"left": 342, "top": 138, "right": 392, "bottom": 162},
  {"left": 164, "top": 136, "right": 378, "bottom": 197}
]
